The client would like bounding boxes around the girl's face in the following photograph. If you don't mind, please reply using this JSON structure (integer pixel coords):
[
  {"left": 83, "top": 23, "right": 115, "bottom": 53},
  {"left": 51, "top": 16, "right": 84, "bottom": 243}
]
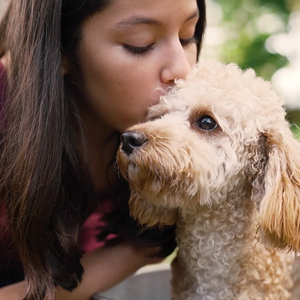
[{"left": 78, "top": 0, "right": 199, "bottom": 137}]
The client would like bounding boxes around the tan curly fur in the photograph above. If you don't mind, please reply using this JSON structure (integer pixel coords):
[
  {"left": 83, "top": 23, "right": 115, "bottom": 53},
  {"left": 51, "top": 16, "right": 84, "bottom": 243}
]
[{"left": 117, "top": 61, "right": 300, "bottom": 299}]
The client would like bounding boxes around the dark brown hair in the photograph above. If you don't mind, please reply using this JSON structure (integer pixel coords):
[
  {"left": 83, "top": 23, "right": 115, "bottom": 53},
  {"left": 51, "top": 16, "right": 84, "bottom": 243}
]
[{"left": 0, "top": 1, "right": 206, "bottom": 299}]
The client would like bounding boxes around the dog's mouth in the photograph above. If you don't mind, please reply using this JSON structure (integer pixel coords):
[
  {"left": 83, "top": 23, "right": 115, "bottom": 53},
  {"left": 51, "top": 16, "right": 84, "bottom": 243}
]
[{"left": 117, "top": 130, "right": 202, "bottom": 209}]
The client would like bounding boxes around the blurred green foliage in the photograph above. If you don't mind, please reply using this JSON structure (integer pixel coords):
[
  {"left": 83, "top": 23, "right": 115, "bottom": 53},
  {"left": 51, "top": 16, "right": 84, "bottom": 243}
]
[
  {"left": 211, "top": 0, "right": 298, "bottom": 80},
  {"left": 291, "top": 121, "right": 300, "bottom": 137},
  {"left": 208, "top": 0, "right": 300, "bottom": 133}
]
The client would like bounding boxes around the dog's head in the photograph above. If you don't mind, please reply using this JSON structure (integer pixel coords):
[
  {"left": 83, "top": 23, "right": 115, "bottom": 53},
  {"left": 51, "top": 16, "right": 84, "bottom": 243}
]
[{"left": 117, "top": 61, "right": 300, "bottom": 250}]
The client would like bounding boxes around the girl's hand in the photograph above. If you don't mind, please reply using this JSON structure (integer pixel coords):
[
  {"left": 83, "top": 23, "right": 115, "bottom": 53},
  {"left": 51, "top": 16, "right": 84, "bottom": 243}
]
[
  {"left": 0, "top": 281, "right": 27, "bottom": 300},
  {"left": 54, "top": 242, "right": 163, "bottom": 300},
  {"left": 0, "top": 243, "right": 163, "bottom": 300},
  {"left": 132, "top": 244, "right": 165, "bottom": 265}
]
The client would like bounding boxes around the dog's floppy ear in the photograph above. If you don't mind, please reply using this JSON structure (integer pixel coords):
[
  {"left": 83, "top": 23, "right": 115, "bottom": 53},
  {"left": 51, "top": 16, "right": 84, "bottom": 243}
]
[{"left": 257, "top": 130, "right": 300, "bottom": 250}]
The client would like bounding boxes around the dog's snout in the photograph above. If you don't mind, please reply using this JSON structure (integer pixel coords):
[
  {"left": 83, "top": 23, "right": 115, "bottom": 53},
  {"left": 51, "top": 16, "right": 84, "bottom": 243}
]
[{"left": 120, "top": 131, "right": 147, "bottom": 155}]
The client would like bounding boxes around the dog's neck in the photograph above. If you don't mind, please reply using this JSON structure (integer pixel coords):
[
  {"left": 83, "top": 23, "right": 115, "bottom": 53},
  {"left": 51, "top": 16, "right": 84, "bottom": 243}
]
[{"left": 172, "top": 195, "right": 257, "bottom": 299}]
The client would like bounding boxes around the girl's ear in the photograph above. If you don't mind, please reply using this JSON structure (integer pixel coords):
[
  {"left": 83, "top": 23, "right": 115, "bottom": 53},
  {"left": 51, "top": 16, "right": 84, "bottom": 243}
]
[{"left": 257, "top": 130, "right": 300, "bottom": 251}]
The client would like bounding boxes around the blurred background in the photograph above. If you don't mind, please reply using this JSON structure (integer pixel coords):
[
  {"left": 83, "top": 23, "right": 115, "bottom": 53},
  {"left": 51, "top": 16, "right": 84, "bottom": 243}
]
[
  {"left": 0, "top": 0, "right": 299, "bottom": 134},
  {"left": 202, "top": 0, "right": 300, "bottom": 134}
]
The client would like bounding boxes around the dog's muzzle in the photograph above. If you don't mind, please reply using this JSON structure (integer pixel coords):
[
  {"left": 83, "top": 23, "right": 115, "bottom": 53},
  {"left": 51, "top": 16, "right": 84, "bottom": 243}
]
[{"left": 120, "top": 131, "right": 147, "bottom": 155}]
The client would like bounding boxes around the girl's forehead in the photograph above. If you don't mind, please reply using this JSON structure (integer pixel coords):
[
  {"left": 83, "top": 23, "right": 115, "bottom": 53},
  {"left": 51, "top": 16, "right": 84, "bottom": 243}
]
[{"left": 92, "top": 0, "right": 199, "bottom": 27}]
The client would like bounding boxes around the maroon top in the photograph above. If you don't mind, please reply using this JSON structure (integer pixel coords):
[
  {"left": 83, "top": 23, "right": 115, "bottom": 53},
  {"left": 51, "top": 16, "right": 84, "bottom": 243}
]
[{"left": 0, "top": 62, "right": 113, "bottom": 274}]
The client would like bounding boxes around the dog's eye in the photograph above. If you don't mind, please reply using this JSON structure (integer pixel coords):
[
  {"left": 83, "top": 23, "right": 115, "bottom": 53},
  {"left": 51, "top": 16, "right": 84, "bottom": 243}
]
[{"left": 196, "top": 116, "right": 218, "bottom": 131}]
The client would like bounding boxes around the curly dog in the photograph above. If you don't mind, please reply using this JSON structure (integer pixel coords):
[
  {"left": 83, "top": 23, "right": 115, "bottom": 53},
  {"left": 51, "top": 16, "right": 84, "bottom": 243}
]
[{"left": 117, "top": 61, "right": 300, "bottom": 300}]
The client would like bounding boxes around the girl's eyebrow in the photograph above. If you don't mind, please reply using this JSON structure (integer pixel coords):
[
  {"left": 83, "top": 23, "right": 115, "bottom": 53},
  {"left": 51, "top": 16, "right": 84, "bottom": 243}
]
[
  {"left": 114, "top": 10, "right": 199, "bottom": 30},
  {"left": 115, "top": 16, "right": 160, "bottom": 29}
]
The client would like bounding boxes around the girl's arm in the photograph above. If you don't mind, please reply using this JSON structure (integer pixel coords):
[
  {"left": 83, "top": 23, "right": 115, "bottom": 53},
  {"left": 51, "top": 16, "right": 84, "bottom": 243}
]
[
  {"left": 56, "top": 243, "right": 162, "bottom": 300},
  {"left": 0, "top": 243, "right": 162, "bottom": 300}
]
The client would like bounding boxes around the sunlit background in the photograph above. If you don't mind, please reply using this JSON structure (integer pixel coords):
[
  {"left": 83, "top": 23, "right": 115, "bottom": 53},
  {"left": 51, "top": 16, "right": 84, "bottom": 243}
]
[
  {"left": 0, "top": 0, "right": 299, "bottom": 133},
  {"left": 202, "top": 0, "right": 300, "bottom": 134}
]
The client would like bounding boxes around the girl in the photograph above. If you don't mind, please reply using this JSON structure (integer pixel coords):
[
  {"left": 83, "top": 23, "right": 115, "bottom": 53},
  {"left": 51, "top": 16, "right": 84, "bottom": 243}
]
[{"left": 0, "top": 0, "right": 206, "bottom": 299}]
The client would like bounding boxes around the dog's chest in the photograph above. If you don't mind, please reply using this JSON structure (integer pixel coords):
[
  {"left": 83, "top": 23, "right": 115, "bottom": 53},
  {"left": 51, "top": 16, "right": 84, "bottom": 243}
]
[{"left": 173, "top": 203, "right": 257, "bottom": 297}]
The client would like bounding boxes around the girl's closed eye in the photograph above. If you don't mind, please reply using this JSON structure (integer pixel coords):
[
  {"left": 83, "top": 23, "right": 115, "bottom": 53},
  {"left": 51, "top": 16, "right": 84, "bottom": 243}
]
[
  {"left": 123, "top": 36, "right": 197, "bottom": 56},
  {"left": 123, "top": 43, "right": 154, "bottom": 55},
  {"left": 180, "top": 36, "right": 198, "bottom": 47}
]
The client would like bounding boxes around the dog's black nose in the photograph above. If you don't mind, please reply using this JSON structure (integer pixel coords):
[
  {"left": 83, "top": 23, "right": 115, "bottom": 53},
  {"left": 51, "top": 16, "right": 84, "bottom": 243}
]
[{"left": 120, "top": 131, "right": 147, "bottom": 155}]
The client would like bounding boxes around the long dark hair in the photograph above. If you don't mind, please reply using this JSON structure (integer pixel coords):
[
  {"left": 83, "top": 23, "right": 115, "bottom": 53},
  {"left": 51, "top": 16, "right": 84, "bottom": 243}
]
[
  {"left": 0, "top": 1, "right": 206, "bottom": 299},
  {"left": 196, "top": 0, "right": 206, "bottom": 56}
]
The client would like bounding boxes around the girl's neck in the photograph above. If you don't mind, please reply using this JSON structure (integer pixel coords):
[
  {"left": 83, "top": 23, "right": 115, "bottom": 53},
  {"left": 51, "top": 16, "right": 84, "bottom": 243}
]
[
  {"left": 78, "top": 115, "right": 120, "bottom": 194},
  {"left": 87, "top": 134, "right": 119, "bottom": 194}
]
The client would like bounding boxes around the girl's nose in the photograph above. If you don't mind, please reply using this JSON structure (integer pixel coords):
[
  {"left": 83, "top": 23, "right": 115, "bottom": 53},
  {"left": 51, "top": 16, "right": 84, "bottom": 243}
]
[{"left": 160, "top": 42, "right": 193, "bottom": 85}]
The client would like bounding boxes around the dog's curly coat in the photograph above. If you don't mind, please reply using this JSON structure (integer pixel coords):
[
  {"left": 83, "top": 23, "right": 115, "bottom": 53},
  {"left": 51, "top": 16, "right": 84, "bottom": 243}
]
[{"left": 117, "top": 61, "right": 300, "bottom": 300}]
